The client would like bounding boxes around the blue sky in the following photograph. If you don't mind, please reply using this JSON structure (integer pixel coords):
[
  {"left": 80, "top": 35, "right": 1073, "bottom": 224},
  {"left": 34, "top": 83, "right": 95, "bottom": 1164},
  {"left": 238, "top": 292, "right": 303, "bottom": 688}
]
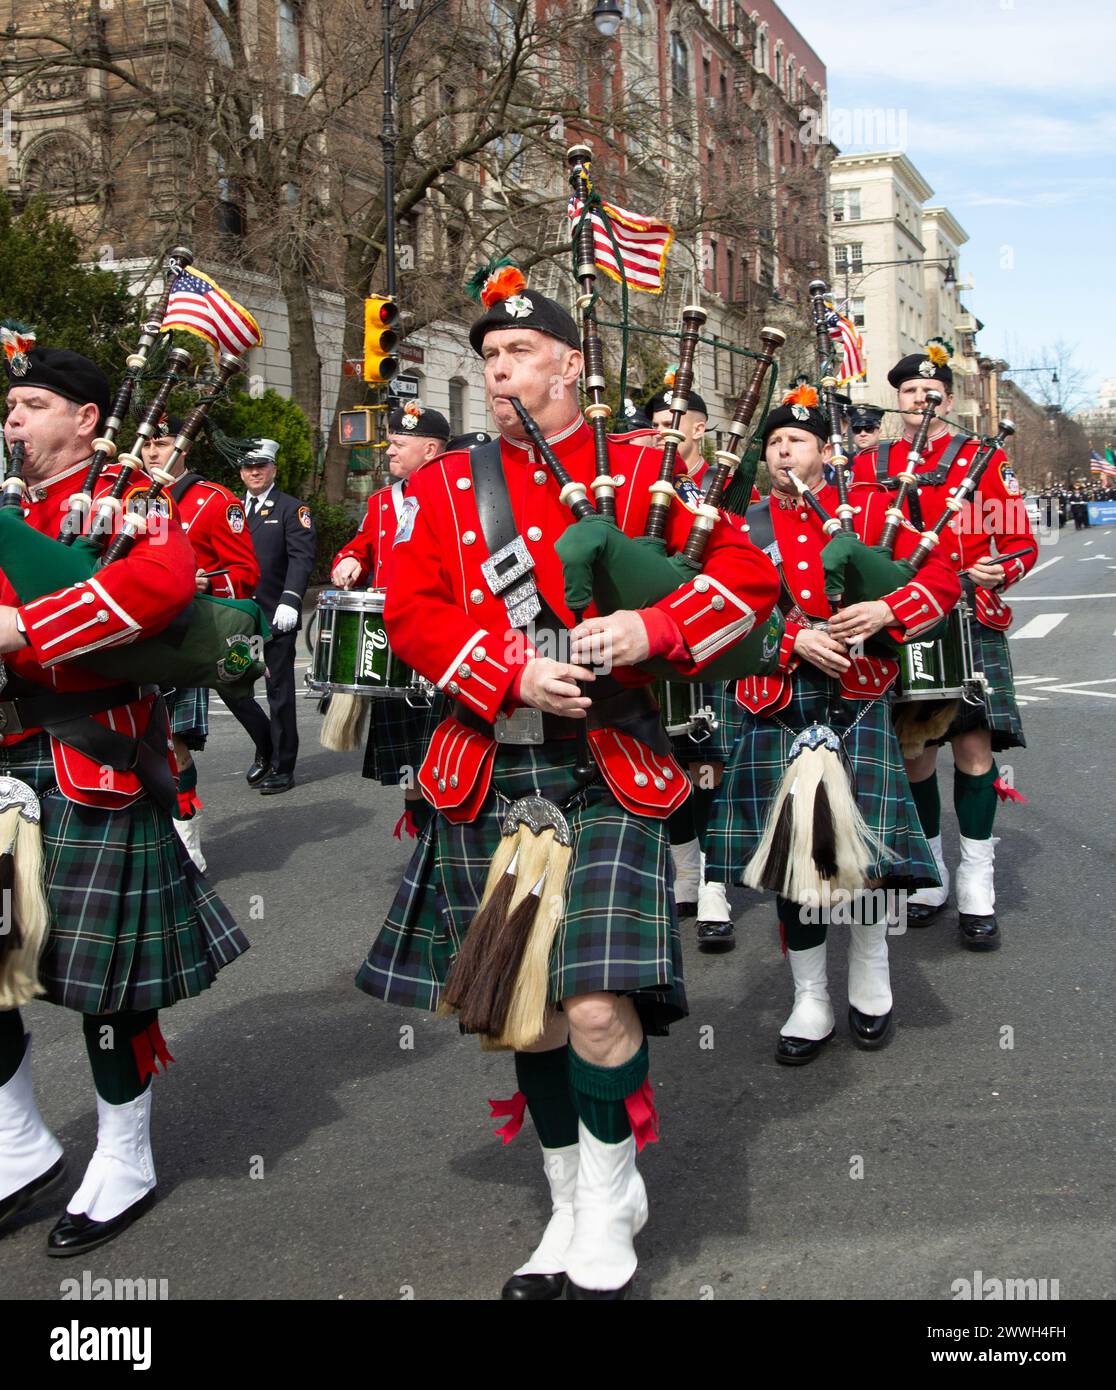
[{"left": 779, "top": 0, "right": 1114, "bottom": 407}]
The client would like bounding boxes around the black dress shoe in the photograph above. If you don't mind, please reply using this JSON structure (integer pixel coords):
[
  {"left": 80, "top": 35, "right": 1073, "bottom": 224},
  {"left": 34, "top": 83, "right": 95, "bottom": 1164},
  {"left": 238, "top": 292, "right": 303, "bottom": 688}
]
[
  {"left": 696, "top": 920, "right": 736, "bottom": 953},
  {"left": 0, "top": 1155, "right": 66, "bottom": 1229},
  {"left": 848, "top": 1005, "right": 894, "bottom": 1049},
  {"left": 501, "top": 1272, "right": 566, "bottom": 1301},
  {"left": 245, "top": 755, "right": 272, "bottom": 787},
  {"left": 566, "top": 1276, "right": 633, "bottom": 1300},
  {"left": 46, "top": 1189, "right": 158, "bottom": 1258},
  {"left": 675, "top": 900, "right": 698, "bottom": 920},
  {"left": 906, "top": 901, "right": 943, "bottom": 927},
  {"left": 775, "top": 1028, "right": 835, "bottom": 1066},
  {"left": 258, "top": 772, "right": 295, "bottom": 795},
  {"left": 958, "top": 913, "right": 1000, "bottom": 950}
]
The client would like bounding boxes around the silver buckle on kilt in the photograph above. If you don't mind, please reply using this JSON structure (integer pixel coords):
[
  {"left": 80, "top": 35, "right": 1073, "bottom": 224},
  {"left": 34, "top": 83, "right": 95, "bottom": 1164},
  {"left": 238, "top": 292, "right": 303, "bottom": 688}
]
[
  {"left": 494, "top": 708, "right": 545, "bottom": 745},
  {"left": 481, "top": 535, "right": 541, "bottom": 627}
]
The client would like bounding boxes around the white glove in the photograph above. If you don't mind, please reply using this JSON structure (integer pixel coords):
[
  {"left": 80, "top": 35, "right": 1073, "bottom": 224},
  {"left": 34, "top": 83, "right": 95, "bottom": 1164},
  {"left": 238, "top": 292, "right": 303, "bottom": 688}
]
[{"left": 272, "top": 603, "right": 300, "bottom": 633}]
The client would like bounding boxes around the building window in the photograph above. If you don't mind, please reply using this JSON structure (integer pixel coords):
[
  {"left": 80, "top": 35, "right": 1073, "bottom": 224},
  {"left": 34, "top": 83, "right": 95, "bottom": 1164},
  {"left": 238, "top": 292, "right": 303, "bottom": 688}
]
[
  {"left": 775, "top": 46, "right": 783, "bottom": 87},
  {"left": 277, "top": 1, "right": 303, "bottom": 74},
  {"left": 832, "top": 188, "right": 861, "bottom": 222},
  {"left": 670, "top": 32, "right": 690, "bottom": 95},
  {"left": 708, "top": 237, "right": 719, "bottom": 293},
  {"left": 851, "top": 296, "right": 865, "bottom": 328},
  {"left": 787, "top": 55, "right": 796, "bottom": 99},
  {"left": 449, "top": 378, "right": 467, "bottom": 436},
  {"left": 756, "top": 118, "right": 769, "bottom": 165},
  {"left": 833, "top": 242, "right": 863, "bottom": 274},
  {"left": 703, "top": 55, "right": 711, "bottom": 97},
  {"left": 754, "top": 23, "right": 768, "bottom": 73},
  {"left": 720, "top": 71, "right": 728, "bottom": 105},
  {"left": 209, "top": 0, "right": 235, "bottom": 66}
]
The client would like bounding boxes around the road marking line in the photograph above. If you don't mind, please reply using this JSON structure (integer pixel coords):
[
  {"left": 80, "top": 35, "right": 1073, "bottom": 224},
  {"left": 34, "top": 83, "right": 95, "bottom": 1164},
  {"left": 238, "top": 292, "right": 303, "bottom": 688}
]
[
  {"left": 1084, "top": 540, "right": 1093, "bottom": 546},
  {"left": 1011, "top": 613, "right": 1067, "bottom": 640},
  {"left": 1035, "top": 678, "right": 1116, "bottom": 689},
  {"left": 1025, "top": 555, "right": 1064, "bottom": 578},
  {"left": 1035, "top": 685, "right": 1116, "bottom": 700},
  {"left": 1012, "top": 593, "right": 1116, "bottom": 601}
]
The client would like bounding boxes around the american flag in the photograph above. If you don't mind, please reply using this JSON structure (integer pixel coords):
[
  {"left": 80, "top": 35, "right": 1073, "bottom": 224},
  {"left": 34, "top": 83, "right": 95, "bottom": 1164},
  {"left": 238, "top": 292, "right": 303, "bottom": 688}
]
[
  {"left": 568, "top": 198, "right": 674, "bottom": 293},
  {"left": 161, "top": 267, "right": 263, "bottom": 355},
  {"left": 824, "top": 302, "right": 866, "bottom": 385},
  {"left": 1090, "top": 451, "right": 1105, "bottom": 475}
]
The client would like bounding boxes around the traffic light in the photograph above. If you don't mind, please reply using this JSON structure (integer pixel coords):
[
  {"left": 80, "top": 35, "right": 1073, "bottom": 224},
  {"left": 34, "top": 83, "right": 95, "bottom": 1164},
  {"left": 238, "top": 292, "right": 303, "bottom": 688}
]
[
  {"left": 338, "top": 408, "right": 374, "bottom": 445},
  {"left": 363, "top": 296, "right": 399, "bottom": 383}
]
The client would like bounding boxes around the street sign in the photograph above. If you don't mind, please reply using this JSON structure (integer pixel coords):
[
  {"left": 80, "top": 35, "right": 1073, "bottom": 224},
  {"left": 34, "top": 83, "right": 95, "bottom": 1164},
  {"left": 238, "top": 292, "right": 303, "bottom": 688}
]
[{"left": 389, "top": 374, "right": 420, "bottom": 400}]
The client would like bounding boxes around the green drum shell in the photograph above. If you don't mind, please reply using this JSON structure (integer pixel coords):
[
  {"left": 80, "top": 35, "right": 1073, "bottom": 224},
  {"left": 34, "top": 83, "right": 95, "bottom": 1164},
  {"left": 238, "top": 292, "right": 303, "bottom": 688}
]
[
  {"left": 897, "top": 607, "right": 965, "bottom": 702},
  {"left": 309, "top": 589, "right": 415, "bottom": 697}
]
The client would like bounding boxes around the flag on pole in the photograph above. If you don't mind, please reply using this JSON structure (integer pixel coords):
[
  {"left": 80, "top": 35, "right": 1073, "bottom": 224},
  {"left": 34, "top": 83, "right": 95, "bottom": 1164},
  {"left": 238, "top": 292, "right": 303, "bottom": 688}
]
[
  {"left": 161, "top": 267, "right": 263, "bottom": 355},
  {"left": 1102, "top": 447, "right": 1116, "bottom": 479},
  {"left": 1090, "top": 451, "right": 1105, "bottom": 476},
  {"left": 824, "top": 302, "right": 866, "bottom": 384},
  {"left": 567, "top": 198, "right": 674, "bottom": 293}
]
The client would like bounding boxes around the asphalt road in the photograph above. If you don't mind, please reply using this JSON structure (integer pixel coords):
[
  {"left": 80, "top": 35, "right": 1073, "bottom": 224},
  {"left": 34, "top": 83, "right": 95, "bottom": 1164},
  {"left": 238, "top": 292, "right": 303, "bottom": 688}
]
[{"left": 4, "top": 521, "right": 1115, "bottom": 1301}]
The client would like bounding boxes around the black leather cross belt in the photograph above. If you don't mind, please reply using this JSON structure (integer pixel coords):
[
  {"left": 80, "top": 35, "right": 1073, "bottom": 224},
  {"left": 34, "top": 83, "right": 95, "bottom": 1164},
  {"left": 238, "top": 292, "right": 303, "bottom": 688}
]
[{"left": 0, "top": 683, "right": 155, "bottom": 737}]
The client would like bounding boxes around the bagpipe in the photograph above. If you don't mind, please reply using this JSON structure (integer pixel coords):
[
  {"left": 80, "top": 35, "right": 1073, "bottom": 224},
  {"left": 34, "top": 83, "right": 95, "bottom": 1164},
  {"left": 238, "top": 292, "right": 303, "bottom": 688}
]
[
  {"left": 0, "top": 247, "right": 270, "bottom": 701},
  {"left": 553, "top": 145, "right": 786, "bottom": 681}
]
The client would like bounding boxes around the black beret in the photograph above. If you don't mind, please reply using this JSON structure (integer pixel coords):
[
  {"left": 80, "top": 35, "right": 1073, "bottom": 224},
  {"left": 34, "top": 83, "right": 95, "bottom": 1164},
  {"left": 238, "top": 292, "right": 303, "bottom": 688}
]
[
  {"left": 468, "top": 288, "right": 580, "bottom": 356},
  {"left": 643, "top": 387, "right": 708, "bottom": 419},
  {"left": 387, "top": 404, "right": 450, "bottom": 441},
  {"left": 446, "top": 430, "right": 493, "bottom": 452},
  {"left": 154, "top": 412, "right": 184, "bottom": 438},
  {"left": 848, "top": 406, "right": 884, "bottom": 430},
  {"left": 5, "top": 346, "right": 111, "bottom": 428},
  {"left": 887, "top": 353, "right": 953, "bottom": 391},
  {"left": 617, "top": 400, "right": 652, "bottom": 430},
  {"left": 762, "top": 402, "right": 829, "bottom": 444}
]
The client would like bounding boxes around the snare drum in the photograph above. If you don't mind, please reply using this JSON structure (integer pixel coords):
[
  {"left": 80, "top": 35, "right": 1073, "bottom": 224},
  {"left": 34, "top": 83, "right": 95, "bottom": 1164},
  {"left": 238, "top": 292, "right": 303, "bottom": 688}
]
[
  {"left": 307, "top": 589, "right": 424, "bottom": 698},
  {"left": 896, "top": 599, "right": 986, "bottom": 706},
  {"left": 653, "top": 680, "right": 720, "bottom": 741}
]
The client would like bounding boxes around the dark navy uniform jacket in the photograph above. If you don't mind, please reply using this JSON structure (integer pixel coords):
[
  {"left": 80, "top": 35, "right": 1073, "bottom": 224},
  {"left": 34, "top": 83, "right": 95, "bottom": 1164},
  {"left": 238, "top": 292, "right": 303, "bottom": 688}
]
[{"left": 244, "top": 486, "right": 317, "bottom": 630}]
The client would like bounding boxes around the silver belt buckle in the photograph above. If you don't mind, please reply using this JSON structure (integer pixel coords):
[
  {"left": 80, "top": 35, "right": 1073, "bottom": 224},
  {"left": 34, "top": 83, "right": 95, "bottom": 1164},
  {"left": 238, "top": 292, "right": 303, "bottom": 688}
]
[
  {"left": 494, "top": 708, "right": 545, "bottom": 744},
  {"left": 481, "top": 536, "right": 535, "bottom": 597}
]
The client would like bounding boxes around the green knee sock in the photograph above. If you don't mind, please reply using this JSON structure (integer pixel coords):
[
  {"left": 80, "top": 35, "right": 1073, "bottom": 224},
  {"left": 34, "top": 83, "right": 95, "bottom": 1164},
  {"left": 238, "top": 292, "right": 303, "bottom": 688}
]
[
  {"left": 514, "top": 1046, "right": 579, "bottom": 1149},
  {"left": 567, "top": 1040, "right": 648, "bottom": 1143},
  {"left": 908, "top": 771, "right": 942, "bottom": 839},
  {"left": 777, "top": 895, "right": 828, "bottom": 951},
  {"left": 667, "top": 800, "right": 696, "bottom": 846},
  {"left": 82, "top": 1011, "right": 159, "bottom": 1105},
  {"left": 0, "top": 1007, "right": 25, "bottom": 1086},
  {"left": 691, "top": 783, "right": 717, "bottom": 844},
  {"left": 954, "top": 766, "right": 998, "bottom": 839}
]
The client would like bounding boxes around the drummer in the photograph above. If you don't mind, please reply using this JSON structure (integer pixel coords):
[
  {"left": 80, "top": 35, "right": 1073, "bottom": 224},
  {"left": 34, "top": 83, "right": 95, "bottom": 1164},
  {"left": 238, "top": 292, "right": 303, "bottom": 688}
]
[
  {"left": 851, "top": 347, "right": 1038, "bottom": 949},
  {"left": 643, "top": 376, "right": 737, "bottom": 950},
  {"left": 330, "top": 401, "right": 450, "bottom": 836}
]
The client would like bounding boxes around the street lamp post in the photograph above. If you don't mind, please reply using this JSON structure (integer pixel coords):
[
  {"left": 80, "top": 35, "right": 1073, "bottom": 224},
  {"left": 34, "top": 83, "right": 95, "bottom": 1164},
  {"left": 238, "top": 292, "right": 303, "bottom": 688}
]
[
  {"left": 591, "top": 0, "right": 623, "bottom": 37},
  {"left": 380, "top": 0, "right": 398, "bottom": 301}
]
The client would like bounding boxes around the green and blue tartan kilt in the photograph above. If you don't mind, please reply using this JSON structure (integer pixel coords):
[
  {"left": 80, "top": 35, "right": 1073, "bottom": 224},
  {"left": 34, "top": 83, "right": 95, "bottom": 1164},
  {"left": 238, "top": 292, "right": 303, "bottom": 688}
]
[
  {"left": 0, "top": 733, "right": 248, "bottom": 1015},
  {"left": 704, "top": 669, "right": 940, "bottom": 893},
  {"left": 356, "top": 742, "right": 686, "bottom": 1035},
  {"left": 665, "top": 681, "right": 742, "bottom": 768},
  {"left": 163, "top": 685, "right": 210, "bottom": 752},
  {"left": 361, "top": 693, "right": 446, "bottom": 786},
  {"left": 936, "top": 623, "right": 1025, "bottom": 752}
]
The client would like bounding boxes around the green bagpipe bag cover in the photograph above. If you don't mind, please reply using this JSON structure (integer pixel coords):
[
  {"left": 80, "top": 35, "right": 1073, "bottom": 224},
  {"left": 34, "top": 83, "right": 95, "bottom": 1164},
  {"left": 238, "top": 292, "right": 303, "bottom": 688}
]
[
  {"left": 0, "top": 509, "right": 270, "bottom": 700},
  {"left": 555, "top": 513, "right": 784, "bottom": 681}
]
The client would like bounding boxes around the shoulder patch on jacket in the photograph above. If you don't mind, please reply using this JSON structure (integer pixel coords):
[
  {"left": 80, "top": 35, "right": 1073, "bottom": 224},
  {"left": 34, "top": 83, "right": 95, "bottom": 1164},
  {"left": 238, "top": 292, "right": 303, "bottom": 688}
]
[
  {"left": 227, "top": 503, "right": 246, "bottom": 533},
  {"left": 298, "top": 505, "right": 312, "bottom": 529},
  {"left": 999, "top": 460, "right": 1021, "bottom": 496}
]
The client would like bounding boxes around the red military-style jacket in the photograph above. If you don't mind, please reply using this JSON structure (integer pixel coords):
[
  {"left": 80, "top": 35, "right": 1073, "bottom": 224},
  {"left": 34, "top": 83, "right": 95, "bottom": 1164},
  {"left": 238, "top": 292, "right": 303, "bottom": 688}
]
[
  {"left": 385, "top": 418, "right": 780, "bottom": 820},
  {"left": 141, "top": 475, "right": 259, "bottom": 600},
  {"left": 0, "top": 458, "right": 196, "bottom": 807},
  {"left": 852, "top": 430, "right": 1037, "bottom": 630},
  {"left": 735, "top": 480, "right": 962, "bottom": 717},
  {"left": 331, "top": 480, "right": 409, "bottom": 589}
]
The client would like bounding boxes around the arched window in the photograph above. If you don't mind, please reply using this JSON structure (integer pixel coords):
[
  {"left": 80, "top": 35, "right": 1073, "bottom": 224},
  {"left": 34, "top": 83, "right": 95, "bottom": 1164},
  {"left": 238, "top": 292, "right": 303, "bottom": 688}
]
[
  {"left": 754, "top": 23, "right": 768, "bottom": 73},
  {"left": 787, "top": 55, "right": 796, "bottom": 99},
  {"left": 670, "top": 31, "right": 690, "bottom": 96},
  {"left": 775, "top": 44, "right": 783, "bottom": 88}
]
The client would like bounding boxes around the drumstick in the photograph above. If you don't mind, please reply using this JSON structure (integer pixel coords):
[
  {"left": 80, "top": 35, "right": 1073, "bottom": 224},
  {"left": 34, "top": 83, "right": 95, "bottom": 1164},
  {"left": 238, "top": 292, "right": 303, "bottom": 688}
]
[
  {"left": 200, "top": 568, "right": 230, "bottom": 578},
  {"left": 986, "top": 548, "right": 1035, "bottom": 568}
]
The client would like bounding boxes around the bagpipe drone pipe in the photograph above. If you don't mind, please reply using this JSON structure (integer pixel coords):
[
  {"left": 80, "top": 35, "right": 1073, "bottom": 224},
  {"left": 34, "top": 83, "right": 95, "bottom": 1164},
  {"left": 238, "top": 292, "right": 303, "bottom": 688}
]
[{"left": 0, "top": 341, "right": 270, "bottom": 701}]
